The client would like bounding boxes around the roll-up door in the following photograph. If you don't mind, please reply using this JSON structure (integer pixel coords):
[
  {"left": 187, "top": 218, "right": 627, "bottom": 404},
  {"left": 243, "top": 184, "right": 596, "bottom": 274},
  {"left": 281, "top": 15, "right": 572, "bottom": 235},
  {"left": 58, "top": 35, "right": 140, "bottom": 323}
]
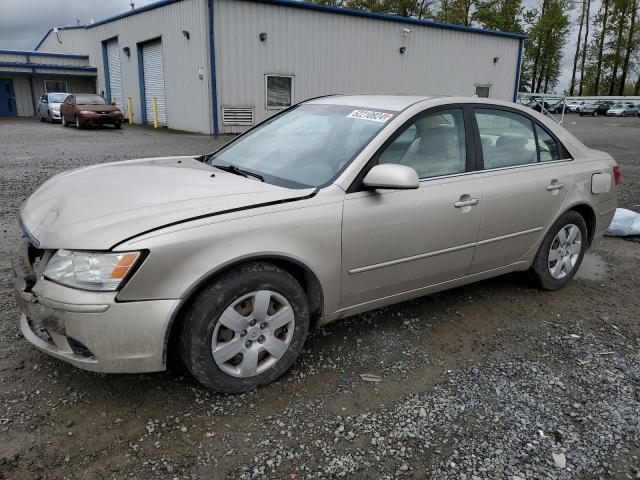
[
  {"left": 142, "top": 40, "right": 167, "bottom": 126},
  {"left": 105, "top": 39, "right": 124, "bottom": 111}
]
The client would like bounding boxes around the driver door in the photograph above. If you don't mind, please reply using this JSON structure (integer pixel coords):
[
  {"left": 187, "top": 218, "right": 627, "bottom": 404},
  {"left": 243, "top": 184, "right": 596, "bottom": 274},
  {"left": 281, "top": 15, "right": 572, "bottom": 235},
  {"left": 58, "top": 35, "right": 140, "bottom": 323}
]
[{"left": 340, "top": 106, "right": 482, "bottom": 308}]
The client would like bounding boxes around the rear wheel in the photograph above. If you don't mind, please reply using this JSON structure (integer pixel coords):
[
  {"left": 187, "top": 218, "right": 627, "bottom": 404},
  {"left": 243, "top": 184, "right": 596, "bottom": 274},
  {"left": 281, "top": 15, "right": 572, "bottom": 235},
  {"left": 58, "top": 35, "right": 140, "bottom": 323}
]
[
  {"left": 114, "top": 122, "right": 122, "bottom": 129},
  {"left": 178, "top": 262, "right": 310, "bottom": 393},
  {"left": 531, "top": 211, "right": 587, "bottom": 291}
]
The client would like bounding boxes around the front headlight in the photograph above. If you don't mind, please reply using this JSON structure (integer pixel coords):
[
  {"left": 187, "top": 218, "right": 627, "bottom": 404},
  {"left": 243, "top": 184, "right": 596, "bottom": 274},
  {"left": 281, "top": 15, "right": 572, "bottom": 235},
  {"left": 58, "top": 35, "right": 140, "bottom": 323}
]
[
  {"left": 79, "top": 110, "right": 96, "bottom": 115},
  {"left": 44, "top": 250, "right": 142, "bottom": 291}
]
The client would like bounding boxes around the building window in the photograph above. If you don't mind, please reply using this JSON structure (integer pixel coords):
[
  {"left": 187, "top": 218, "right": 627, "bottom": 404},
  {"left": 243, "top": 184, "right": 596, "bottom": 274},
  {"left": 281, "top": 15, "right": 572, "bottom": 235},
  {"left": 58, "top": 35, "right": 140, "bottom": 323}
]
[
  {"left": 265, "top": 75, "right": 293, "bottom": 109},
  {"left": 475, "top": 85, "right": 491, "bottom": 98},
  {"left": 44, "top": 80, "right": 68, "bottom": 93}
]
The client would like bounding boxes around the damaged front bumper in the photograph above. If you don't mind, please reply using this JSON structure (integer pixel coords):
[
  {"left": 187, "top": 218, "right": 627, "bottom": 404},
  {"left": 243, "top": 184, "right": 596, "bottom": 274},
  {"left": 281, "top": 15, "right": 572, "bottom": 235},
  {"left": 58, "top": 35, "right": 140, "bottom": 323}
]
[{"left": 13, "top": 240, "right": 179, "bottom": 373}]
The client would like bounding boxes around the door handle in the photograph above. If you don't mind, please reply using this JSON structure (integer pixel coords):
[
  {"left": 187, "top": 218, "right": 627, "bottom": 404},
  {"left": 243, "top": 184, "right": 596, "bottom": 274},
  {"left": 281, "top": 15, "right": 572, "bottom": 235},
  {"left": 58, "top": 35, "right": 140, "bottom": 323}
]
[
  {"left": 454, "top": 198, "right": 479, "bottom": 208},
  {"left": 546, "top": 183, "right": 565, "bottom": 191}
]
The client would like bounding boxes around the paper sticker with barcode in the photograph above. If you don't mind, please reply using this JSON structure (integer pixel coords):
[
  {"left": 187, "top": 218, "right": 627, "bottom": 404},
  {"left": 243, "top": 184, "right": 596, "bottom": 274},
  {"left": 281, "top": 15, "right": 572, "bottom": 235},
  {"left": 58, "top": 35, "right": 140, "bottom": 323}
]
[{"left": 347, "top": 110, "right": 394, "bottom": 123}]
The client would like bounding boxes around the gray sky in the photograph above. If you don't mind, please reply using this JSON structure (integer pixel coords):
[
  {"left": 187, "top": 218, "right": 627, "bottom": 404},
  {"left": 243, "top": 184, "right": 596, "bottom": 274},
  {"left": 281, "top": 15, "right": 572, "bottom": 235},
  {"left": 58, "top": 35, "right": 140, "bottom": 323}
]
[
  {"left": 1, "top": 0, "right": 593, "bottom": 93},
  {"left": 0, "top": 0, "right": 157, "bottom": 50}
]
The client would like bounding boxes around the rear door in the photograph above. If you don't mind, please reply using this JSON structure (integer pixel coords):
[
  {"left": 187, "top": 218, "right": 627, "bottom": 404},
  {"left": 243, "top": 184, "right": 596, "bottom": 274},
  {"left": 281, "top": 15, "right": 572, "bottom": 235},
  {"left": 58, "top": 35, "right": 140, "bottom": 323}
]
[
  {"left": 468, "top": 106, "right": 574, "bottom": 274},
  {"left": 340, "top": 106, "right": 483, "bottom": 307}
]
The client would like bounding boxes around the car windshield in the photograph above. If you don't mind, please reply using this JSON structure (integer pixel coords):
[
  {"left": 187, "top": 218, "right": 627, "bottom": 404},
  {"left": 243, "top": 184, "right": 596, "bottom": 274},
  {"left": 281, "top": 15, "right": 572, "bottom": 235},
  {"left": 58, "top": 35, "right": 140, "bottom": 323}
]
[
  {"left": 75, "top": 94, "right": 109, "bottom": 105},
  {"left": 209, "top": 104, "right": 396, "bottom": 188},
  {"left": 48, "top": 93, "right": 68, "bottom": 103},
  {"left": 612, "top": 103, "right": 624, "bottom": 108}
]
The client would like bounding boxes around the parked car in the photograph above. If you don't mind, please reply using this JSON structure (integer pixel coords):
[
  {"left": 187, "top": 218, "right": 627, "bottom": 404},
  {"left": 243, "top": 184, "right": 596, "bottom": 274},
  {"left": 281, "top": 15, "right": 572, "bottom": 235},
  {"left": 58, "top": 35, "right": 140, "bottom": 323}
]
[
  {"left": 566, "top": 100, "right": 585, "bottom": 113},
  {"left": 60, "top": 93, "right": 123, "bottom": 129},
  {"left": 606, "top": 102, "right": 637, "bottom": 117},
  {"left": 37, "top": 92, "right": 69, "bottom": 123},
  {"left": 524, "top": 98, "right": 553, "bottom": 113},
  {"left": 580, "top": 100, "right": 614, "bottom": 116},
  {"left": 14, "top": 95, "right": 619, "bottom": 393}
]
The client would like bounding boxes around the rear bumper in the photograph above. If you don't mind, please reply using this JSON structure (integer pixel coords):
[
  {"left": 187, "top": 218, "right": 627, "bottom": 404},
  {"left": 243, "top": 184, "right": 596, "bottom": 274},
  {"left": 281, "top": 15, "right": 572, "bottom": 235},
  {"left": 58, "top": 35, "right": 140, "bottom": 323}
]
[{"left": 14, "top": 276, "right": 179, "bottom": 373}]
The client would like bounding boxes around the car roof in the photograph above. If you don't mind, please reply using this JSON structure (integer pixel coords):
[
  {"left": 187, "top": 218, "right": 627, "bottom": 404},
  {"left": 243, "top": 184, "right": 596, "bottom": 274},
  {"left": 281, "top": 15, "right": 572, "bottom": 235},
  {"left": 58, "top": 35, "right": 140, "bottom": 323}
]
[{"left": 306, "top": 94, "right": 441, "bottom": 111}]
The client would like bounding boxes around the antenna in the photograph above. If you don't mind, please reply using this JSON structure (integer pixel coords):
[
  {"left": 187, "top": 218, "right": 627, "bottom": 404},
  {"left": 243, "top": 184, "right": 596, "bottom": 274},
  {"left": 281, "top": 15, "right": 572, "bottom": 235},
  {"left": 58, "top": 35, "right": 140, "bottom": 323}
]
[{"left": 130, "top": 2, "right": 135, "bottom": 9}]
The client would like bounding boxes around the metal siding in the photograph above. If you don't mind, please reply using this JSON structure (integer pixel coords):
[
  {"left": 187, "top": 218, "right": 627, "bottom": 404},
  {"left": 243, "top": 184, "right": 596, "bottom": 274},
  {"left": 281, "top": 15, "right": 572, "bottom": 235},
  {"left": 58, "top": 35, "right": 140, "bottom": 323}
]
[
  {"left": 142, "top": 40, "right": 167, "bottom": 125},
  {"left": 36, "top": 0, "right": 211, "bottom": 133},
  {"left": 214, "top": 0, "right": 520, "bottom": 133},
  {"left": 8, "top": 76, "right": 34, "bottom": 117},
  {"left": 106, "top": 39, "right": 125, "bottom": 110}
]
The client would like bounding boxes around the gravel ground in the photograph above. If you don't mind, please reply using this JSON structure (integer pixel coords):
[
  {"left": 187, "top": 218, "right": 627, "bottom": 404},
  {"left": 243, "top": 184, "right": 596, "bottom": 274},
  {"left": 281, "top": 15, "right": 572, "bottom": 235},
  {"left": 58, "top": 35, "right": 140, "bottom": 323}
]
[{"left": 0, "top": 116, "right": 639, "bottom": 479}]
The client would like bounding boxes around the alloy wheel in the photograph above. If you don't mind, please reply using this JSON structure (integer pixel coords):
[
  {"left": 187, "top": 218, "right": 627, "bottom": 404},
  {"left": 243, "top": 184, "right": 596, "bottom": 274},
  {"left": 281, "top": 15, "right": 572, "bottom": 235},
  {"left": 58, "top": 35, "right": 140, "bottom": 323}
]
[
  {"left": 548, "top": 224, "right": 582, "bottom": 280},
  {"left": 211, "top": 290, "right": 295, "bottom": 378}
]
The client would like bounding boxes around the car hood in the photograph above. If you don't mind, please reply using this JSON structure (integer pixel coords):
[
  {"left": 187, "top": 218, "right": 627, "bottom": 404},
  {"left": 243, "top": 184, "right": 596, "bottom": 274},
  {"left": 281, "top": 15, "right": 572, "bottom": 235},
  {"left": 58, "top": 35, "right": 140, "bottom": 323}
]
[
  {"left": 49, "top": 102, "right": 62, "bottom": 109},
  {"left": 20, "top": 156, "right": 314, "bottom": 250},
  {"left": 77, "top": 104, "right": 120, "bottom": 112}
]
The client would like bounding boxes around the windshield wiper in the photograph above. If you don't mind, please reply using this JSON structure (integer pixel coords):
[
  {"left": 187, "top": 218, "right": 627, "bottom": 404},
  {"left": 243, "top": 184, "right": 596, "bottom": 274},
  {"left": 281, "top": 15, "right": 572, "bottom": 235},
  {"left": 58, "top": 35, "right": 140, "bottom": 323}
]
[{"left": 209, "top": 163, "right": 264, "bottom": 182}]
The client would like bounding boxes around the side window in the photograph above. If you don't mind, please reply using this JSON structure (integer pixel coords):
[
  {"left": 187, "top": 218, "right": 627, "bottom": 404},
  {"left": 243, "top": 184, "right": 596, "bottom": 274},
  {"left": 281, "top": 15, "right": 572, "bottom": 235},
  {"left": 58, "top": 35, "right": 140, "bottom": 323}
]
[
  {"left": 536, "top": 125, "right": 562, "bottom": 161},
  {"left": 475, "top": 109, "right": 537, "bottom": 169},
  {"left": 379, "top": 109, "right": 466, "bottom": 179}
]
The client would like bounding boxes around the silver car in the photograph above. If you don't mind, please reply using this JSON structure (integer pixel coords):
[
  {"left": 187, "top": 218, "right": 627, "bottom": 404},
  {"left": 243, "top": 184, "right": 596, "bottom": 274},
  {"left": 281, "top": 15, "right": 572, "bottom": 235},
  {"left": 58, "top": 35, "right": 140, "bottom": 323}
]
[
  {"left": 37, "top": 92, "right": 69, "bottom": 123},
  {"left": 14, "top": 95, "right": 619, "bottom": 392}
]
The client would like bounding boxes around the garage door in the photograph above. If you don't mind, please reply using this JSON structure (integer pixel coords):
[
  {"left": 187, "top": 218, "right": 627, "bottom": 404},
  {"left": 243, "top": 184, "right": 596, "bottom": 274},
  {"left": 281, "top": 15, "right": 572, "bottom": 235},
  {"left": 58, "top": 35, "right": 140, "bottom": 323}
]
[
  {"left": 142, "top": 40, "right": 167, "bottom": 126},
  {"left": 105, "top": 39, "right": 123, "bottom": 110}
]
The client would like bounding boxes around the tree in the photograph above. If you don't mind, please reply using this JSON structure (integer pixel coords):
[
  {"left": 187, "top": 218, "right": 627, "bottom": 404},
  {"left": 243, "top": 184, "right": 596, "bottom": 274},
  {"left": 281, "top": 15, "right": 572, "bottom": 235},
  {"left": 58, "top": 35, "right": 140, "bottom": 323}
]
[
  {"left": 520, "top": 0, "right": 571, "bottom": 93},
  {"left": 578, "top": 0, "right": 591, "bottom": 95},
  {"left": 474, "top": 0, "right": 524, "bottom": 32},
  {"left": 607, "top": 0, "right": 630, "bottom": 95},
  {"left": 570, "top": 0, "right": 587, "bottom": 95},
  {"left": 594, "top": 0, "right": 610, "bottom": 94},
  {"left": 618, "top": 0, "right": 638, "bottom": 94}
]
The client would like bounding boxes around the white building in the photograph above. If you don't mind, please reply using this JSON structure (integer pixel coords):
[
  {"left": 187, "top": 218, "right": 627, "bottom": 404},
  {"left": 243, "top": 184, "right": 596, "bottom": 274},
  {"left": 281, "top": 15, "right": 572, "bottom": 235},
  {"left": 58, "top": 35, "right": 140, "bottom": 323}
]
[{"left": 12, "top": 0, "right": 525, "bottom": 134}]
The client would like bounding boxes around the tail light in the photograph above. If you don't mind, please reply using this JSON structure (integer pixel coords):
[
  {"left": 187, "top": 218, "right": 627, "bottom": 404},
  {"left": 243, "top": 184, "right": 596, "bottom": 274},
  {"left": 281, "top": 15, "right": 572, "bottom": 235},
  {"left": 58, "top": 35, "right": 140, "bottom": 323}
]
[{"left": 613, "top": 165, "right": 621, "bottom": 185}]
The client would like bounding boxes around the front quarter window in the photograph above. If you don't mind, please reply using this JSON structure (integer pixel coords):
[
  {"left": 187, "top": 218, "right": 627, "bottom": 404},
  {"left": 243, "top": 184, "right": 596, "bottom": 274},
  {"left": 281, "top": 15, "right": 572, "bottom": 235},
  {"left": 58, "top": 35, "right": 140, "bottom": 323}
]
[{"left": 211, "top": 104, "right": 396, "bottom": 188}]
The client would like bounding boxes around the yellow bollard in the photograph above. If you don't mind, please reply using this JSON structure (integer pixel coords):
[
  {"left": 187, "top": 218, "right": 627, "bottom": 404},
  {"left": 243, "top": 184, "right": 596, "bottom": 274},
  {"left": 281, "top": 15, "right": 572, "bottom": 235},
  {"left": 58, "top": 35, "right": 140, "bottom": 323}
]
[
  {"left": 127, "top": 97, "right": 134, "bottom": 124},
  {"left": 152, "top": 96, "right": 158, "bottom": 129}
]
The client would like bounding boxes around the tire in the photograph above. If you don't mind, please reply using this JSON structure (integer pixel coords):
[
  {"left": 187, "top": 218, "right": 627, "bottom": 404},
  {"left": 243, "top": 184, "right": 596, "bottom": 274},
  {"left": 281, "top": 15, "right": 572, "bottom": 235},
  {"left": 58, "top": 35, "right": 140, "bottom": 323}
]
[
  {"left": 48, "top": 112, "right": 53, "bottom": 124},
  {"left": 579, "top": 113, "right": 583, "bottom": 116},
  {"left": 593, "top": 111, "right": 597, "bottom": 117},
  {"left": 61, "top": 115, "right": 69, "bottom": 127},
  {"left": 178, "top": 262, "right": 310, "bottom": 393},
  {"left": 75, "top": 115, "right": 83, "bottom": 129},
  {"left": 531, "top": 211, "right": 588, "bottom": 291},
  {"left": 114, "top": 122, "right": 122, "bottom": 129}
]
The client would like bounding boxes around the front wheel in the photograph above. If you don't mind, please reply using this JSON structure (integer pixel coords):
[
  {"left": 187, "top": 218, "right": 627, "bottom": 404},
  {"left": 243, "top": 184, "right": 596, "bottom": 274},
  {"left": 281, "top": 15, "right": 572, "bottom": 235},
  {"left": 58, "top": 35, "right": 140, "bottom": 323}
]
[
  {"left": 61, "top": 115, "right": 69, "bottom": 127},
  {"left": 178, "top": 262, "right": 310, "bottom": 393},
  {"left": 531, "top": 211, "right": 587, "bottom": 291},
  {"left": 114, "top": 122, "right": 121, "bottom": 129},
  {"left": 75, "top": 115, "right": 83, "bottom": 129}
]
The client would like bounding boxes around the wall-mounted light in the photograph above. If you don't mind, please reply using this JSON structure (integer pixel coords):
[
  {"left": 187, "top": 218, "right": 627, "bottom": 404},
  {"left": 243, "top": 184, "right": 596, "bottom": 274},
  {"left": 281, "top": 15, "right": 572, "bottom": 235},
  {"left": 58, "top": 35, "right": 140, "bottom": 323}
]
[
  {"left": 399, "top": 46, "right": 407, "bottom": 54},
  {"left": 182, "top": 30, "right": 190, "bottom": 40},
  {"left": 123, "top": 46, "right": 131, "bottom": 57},
  {"left": 259, "top": 32, "right": 267, "bottom": 42},
  {"left": 493, "top": 56, "right": 500, "bottom": 64}
]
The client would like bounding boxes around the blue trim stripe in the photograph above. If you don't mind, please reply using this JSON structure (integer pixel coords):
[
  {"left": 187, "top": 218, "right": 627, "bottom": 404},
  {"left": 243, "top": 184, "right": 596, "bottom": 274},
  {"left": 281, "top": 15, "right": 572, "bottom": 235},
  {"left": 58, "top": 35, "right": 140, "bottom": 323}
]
[
  {"left": 208, "top": 0, "right": 219, "bottom": 135},
  {"left": 0, "top": 49, "right": 89, "bottom": 60},
  {"left": 513, "top": 38, "right": 524, "bottom": 102},
  {"left": 35, "top": 0, "right": 525, "bottom": 52},
  {"left": 102, "top": 41, "right": 112, "bottom": 101},
  {"left": 137, "top": 43, "right": 147, "bottom": 123},
  {"left": 0, "top": 61, "right": 97, "bottom": 73}
]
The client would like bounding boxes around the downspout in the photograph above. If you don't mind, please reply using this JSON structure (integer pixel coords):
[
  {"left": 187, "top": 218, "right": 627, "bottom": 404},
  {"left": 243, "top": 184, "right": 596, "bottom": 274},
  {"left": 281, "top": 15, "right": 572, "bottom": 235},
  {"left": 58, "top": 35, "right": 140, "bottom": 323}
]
[
  {"left": 207, "top": 0, "right": 220, "bottom": 135},
  {"left": 512, "top": 38, "right": 524, "bottom": 102}
]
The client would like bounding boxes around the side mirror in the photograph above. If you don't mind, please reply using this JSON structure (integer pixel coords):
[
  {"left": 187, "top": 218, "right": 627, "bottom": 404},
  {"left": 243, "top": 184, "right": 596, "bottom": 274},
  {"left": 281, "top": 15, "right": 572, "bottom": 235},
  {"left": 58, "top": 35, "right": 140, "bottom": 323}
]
[
  {"left": 362, "top": 164, "right": 419, "bottom": 190},
  {"left": 41, "top": 97, "right": 48, "bottom": 103}
]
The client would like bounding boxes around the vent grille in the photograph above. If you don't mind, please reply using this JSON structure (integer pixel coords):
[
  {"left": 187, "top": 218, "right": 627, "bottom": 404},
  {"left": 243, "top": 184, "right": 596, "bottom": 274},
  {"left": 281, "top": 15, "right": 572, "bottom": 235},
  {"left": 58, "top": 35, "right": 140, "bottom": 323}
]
[{"left": 222, "top": 106, "right": 254, "bottom": 126}]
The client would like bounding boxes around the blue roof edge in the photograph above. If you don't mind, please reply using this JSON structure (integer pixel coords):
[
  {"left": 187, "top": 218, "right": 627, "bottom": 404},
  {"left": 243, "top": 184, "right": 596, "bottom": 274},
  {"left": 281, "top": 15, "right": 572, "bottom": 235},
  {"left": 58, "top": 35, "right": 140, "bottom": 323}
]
[
  {"left": 0, "top": 61, "right": 97, "bottom": 73},
  {"left": 0, "top": 49, "right": 89, "bottom": 60},
  {"left": 35, "top": 0, "right": 525, "bottom": 51}
]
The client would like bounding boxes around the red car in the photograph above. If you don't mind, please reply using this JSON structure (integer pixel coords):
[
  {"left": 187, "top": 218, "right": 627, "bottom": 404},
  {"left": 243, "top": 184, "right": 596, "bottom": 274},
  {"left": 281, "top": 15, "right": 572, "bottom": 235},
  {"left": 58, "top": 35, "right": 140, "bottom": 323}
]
[{"left": 60, "top": 94, "right": 124, "bottom": 129}]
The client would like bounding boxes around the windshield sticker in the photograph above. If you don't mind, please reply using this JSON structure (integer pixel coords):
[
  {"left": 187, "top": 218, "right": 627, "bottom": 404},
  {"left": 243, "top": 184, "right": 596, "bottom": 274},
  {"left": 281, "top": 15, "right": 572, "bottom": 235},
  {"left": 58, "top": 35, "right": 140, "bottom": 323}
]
[{"left": 347, "top": 110, "right": 394, "bottom": 123}]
